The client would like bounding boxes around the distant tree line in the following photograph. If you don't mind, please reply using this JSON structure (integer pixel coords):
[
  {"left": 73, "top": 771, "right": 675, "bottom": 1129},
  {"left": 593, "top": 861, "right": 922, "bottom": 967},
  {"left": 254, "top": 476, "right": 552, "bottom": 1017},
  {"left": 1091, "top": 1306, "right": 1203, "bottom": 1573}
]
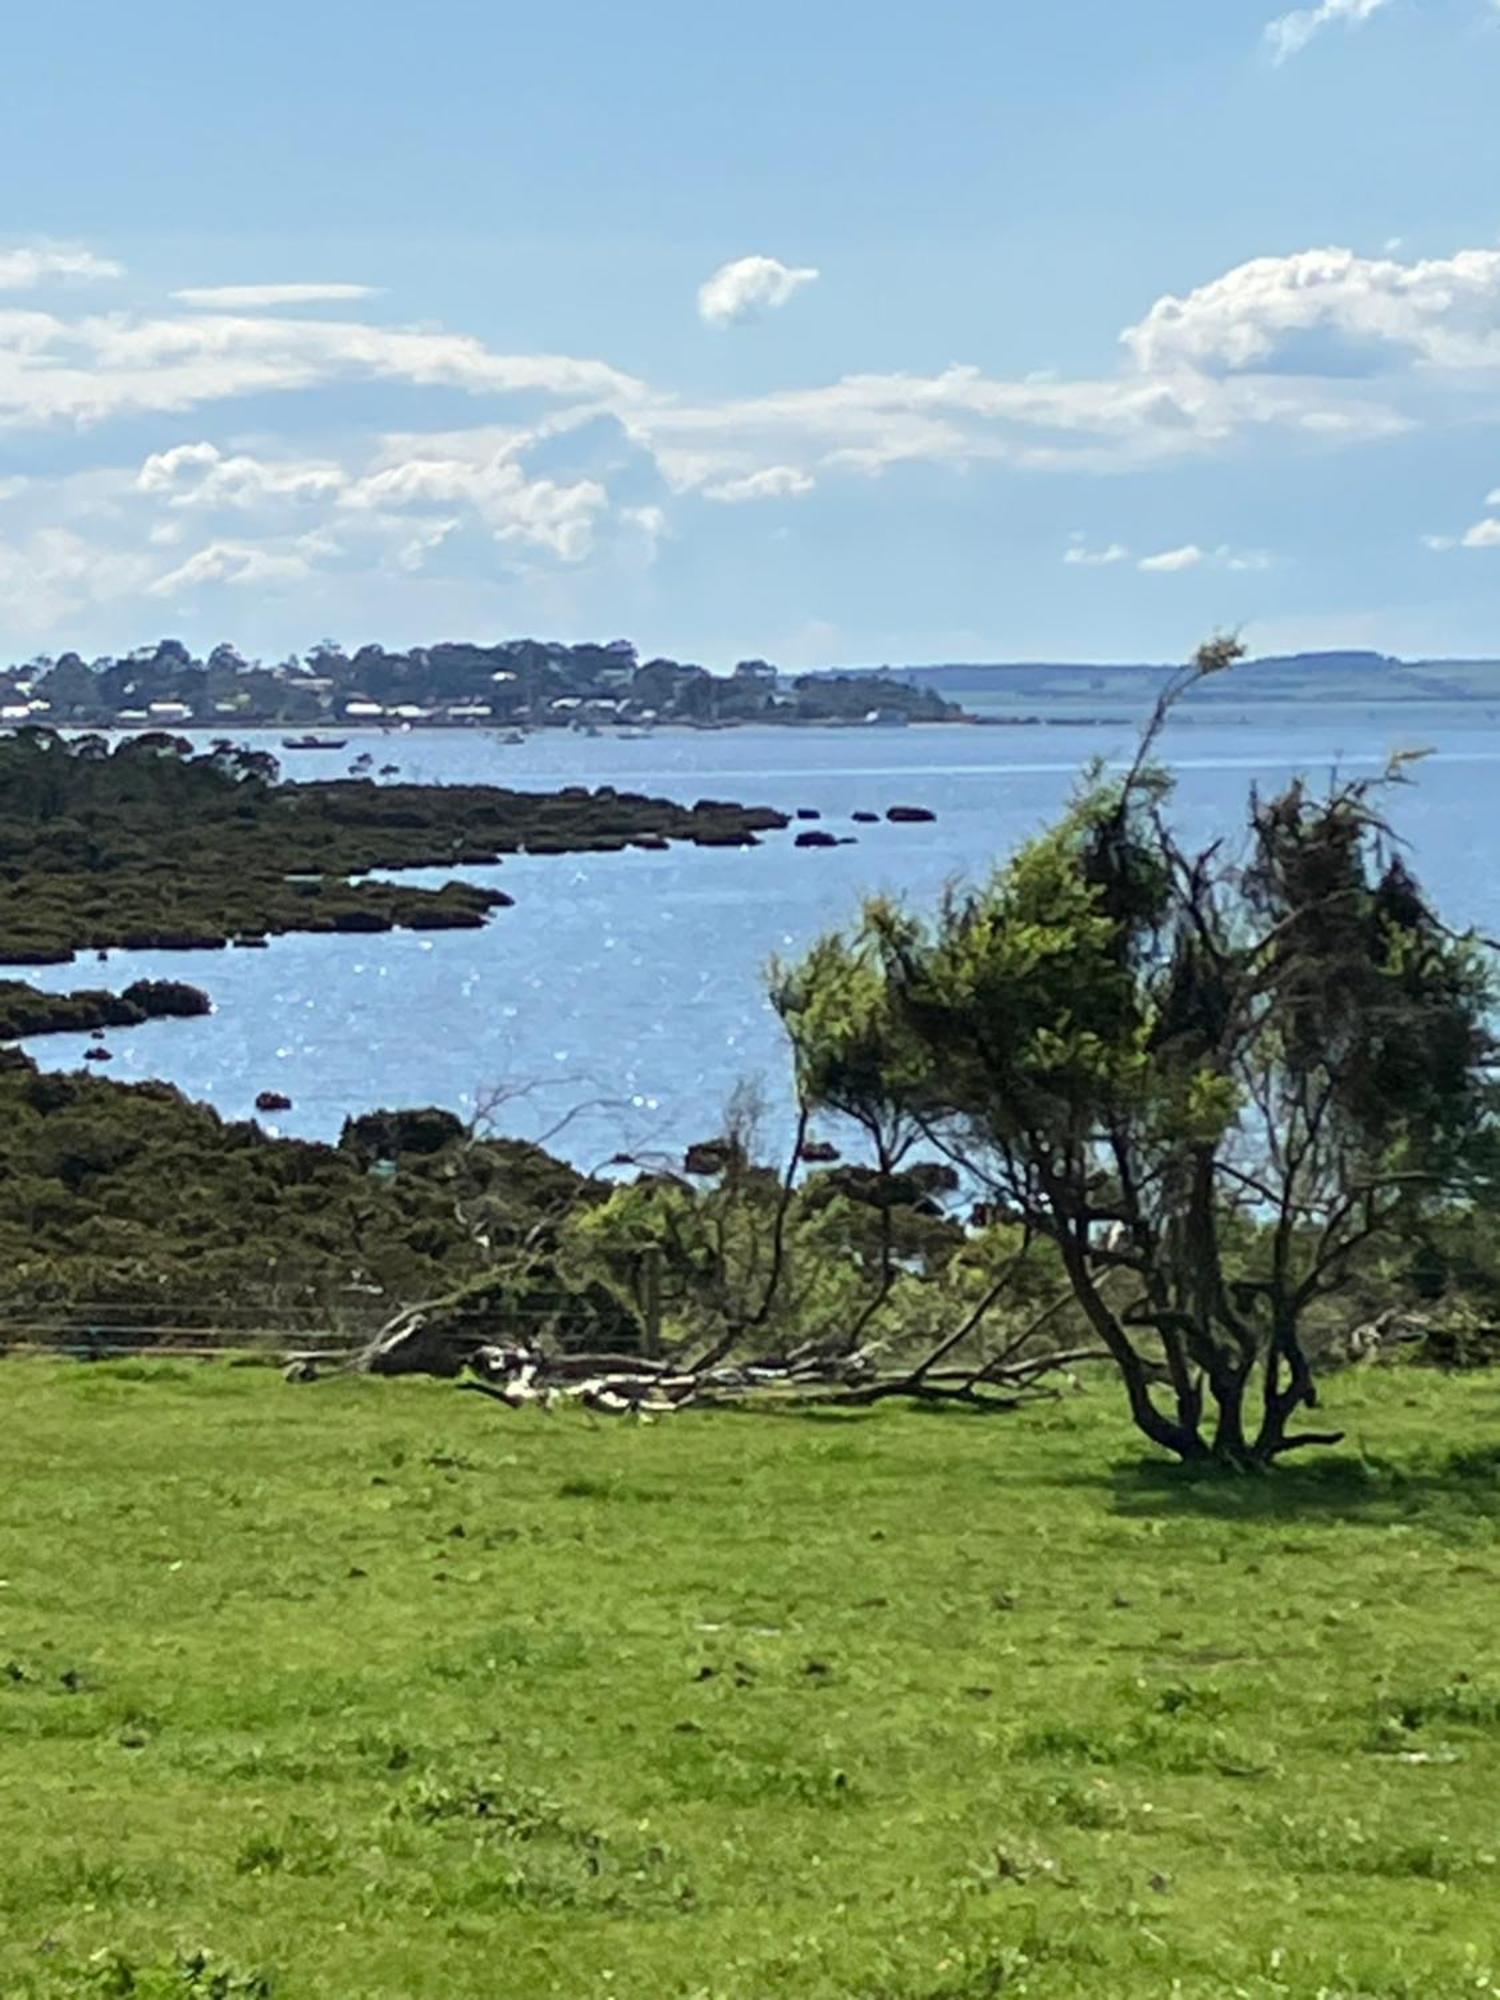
[{"left": 3, "top": 637, "right": 963, "bottom": 730}]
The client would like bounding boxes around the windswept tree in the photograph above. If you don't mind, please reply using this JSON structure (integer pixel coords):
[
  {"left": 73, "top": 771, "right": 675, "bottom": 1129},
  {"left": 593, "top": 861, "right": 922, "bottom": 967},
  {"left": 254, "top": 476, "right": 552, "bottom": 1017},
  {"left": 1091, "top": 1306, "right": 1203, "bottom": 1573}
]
[{"left": 778, "top": 643, "right": 1498, "bottom": 1466}]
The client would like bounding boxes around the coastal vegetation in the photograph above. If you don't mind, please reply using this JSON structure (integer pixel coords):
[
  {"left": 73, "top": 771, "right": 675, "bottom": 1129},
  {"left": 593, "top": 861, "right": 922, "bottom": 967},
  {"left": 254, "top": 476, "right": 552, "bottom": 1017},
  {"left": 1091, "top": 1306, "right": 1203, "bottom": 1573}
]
[
  {"left": 775, "top": 647, "right": 1500, "bottom": 1466},
  {"left": 3, "top": 634, "right": 963, "bottom": 732},
  {"left": 6, "top": 648, "right": 1500, "bottom": 1464},
  {"left": 0, "top": 727, "right": 785, "bottom": 964},
  {"left": 0, "top": 977, "right": 210, "bottom": 1041}
]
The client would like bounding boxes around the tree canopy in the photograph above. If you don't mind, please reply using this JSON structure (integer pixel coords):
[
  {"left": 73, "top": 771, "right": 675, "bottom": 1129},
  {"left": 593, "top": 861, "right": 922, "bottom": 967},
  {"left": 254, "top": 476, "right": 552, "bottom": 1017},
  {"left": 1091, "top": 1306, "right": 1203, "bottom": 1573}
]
[{"left": 777, "top": 645, "right": 1499, "bottom": 1466}]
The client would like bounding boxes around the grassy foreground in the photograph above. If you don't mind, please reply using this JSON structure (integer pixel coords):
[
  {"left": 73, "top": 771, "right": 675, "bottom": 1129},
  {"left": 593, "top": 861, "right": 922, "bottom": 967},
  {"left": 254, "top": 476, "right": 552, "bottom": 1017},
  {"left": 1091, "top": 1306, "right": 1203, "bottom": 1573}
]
[{"left": 5, "top": 1364, "right": 1500, "bottom": 1998}]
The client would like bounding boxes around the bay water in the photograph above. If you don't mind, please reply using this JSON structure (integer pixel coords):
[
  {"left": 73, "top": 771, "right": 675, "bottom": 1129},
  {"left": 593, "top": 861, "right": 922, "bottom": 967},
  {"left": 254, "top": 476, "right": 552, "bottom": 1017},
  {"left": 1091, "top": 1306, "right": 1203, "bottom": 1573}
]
[{"left": 14, "top": 705, "right": 1499, "bottom": 1168}]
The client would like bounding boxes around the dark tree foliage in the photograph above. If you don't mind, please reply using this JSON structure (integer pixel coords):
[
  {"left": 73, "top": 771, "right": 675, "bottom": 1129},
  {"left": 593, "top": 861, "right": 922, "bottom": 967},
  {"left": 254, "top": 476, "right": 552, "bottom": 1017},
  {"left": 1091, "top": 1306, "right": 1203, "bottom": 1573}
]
[{"left": 780, "top": 643, "right": 1499, "bottom": 1466}]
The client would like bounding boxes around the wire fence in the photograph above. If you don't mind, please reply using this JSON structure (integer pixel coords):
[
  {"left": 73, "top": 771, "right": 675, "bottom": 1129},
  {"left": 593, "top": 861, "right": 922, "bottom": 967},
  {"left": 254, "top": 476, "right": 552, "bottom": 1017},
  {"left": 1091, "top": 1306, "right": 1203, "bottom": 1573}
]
[{"left": 0, "top": 1294, "right": 597, "bottom": 1360}]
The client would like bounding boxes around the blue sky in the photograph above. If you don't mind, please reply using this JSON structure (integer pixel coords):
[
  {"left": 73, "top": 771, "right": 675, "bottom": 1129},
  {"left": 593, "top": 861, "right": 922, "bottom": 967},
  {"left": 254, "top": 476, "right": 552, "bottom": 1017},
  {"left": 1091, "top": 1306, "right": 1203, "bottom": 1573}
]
[{"left": 2, "top": 0, "right": 1499, "bottom": 667}]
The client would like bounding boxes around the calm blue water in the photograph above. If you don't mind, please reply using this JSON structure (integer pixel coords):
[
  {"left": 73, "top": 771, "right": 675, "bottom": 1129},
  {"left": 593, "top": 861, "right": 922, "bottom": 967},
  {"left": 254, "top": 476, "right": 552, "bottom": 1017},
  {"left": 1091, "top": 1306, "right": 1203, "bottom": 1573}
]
[{"left": 14, "top": 707, "right": 1500, "bottom": 1168}]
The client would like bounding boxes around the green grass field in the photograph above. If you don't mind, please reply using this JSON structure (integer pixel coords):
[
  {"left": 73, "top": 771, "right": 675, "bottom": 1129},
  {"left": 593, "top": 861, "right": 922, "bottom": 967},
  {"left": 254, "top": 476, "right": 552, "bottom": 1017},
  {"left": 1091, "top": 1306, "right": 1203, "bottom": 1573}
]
[{"left": 5, "top": 1362, "right": 1500, "bottom": 1999}]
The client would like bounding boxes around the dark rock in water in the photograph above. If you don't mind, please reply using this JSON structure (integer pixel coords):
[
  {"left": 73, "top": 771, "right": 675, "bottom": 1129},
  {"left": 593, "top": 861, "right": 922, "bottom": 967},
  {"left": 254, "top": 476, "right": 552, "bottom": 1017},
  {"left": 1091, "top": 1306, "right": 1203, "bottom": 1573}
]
[
  {"left": 82, "top": 1047, "right": 112, "bottom": 1062},
  {"left": 795, "top": 829, "right": 839, "bottom": 849},
  {"left": 90, "top": 1026, "right": 107, "bottom": 1040},
  {"left": 796, "top": 807, "right": 822, "bottom": 821},
  {"left": 852, "top": 811, "right": 880, "bottom": 824},
  {"left": 233, "top": 935, "right": 271, "bottom": 948},
  {"left": 886, "top": 805, "right": 936, "bottom": 823},
  {"left": 631, "top": 835, "right": 670, "bottom": 851},
  {"left": 799, "top": 1138, "right": 841, "bottom": 1164},
  {"left": 255, "top": 1090, "right": 293, "bottom": 1113}
]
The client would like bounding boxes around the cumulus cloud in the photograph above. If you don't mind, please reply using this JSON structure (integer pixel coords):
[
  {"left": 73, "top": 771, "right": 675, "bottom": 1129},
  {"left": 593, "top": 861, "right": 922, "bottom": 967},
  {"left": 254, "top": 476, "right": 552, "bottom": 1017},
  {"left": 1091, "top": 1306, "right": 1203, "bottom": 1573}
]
[
  {"left": 0, "top": 244, "right": 123, "bottom": 290},
  {"left": 698, "top": 255, "right": 819, "bottom": 328},
  {"left": 4, "top": 228, "right": 1500, "bottom": 642},
  {"left": 133, "top": 429, "right": 624, "bottom": 566},
  {"left": 173, "top": 283, "right": 381, "bottom": 309},
  {"left": 1123, "top": 245, "right": 1500, "bottom": 377},
  {"left": 138, "top": 441, "right": 345, "bottom": 509},
  {"left": 1265, "top": 0, "right": 1391, "bottom": 64},
  {"left": 1427, "top": 517, "right": 1500, "bottom": 551},
  {"left": 702, "top": 465, "right": 815, "bottom": 503}
]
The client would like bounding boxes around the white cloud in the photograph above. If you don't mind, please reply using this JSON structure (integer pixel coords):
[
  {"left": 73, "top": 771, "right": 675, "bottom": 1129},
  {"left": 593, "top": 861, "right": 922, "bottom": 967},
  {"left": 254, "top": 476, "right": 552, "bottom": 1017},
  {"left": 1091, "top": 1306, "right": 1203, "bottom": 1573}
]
[
  {"left": 0, "top": 244, "right": 123, "bottom": 291},
  {"left": 173, "top": 283, "right": 381, "bottom": 309},
  {"left": 1139, "top": 544, "right": 1206, "bottom": 573},
  {"left": 342, "top": 453, "right": 610, "bottom": 561},
  {"left": 1420, "top": 481, "right": 1500, "bottom": 551},
  {"left": 131, "top": 431, "right": 623, "bottom": 566},
  {"left": 1138, "top": 543, "right": 1271, "bottom": 574},
  {"left": 1123, "top": 245, "right": 1500, "bottom": 377},
  {"left": 698, "top": 255, "right": 819, "bottom": 329},
  {"left": 2, "top": 228, "right": 1499, "bottom": 646},
  {"left": 149, "top": 536, "right": 330, "bottom": 596},
  {"left": 1265, "top": 0, "right": 1391, "bottom": 64},
  {"left": 0, "top": 309, "right": 646, "bottom": 431},
  {"left": 702, "top": 465, "right": 815, "bottom": 503},
  {"left": 138, "top": 440, "right": 345, "bottom": 509},
  {"left": 150, "top": 532, "right": 332, "bottom": 592}
]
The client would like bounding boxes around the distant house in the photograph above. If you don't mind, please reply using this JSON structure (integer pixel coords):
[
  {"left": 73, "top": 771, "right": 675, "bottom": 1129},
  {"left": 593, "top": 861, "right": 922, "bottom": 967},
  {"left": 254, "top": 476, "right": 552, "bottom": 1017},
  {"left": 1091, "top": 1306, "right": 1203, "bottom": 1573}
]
[
  {"left": 148, "top": 701, "right": 194, "bottom": 723},
  {"left": 343, "top": 700, "right": 386, "bottom": 720}
]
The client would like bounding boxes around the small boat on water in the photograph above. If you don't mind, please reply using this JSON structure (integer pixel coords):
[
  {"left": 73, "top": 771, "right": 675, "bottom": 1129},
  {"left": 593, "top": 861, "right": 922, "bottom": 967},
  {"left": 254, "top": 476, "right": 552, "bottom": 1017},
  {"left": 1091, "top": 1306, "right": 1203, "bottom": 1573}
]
[
  {"left": 281, "top": 734, "right": 348, "bottom": 751},
  {"left": 497, "top": 729, "right": 525, "bottom": 746}
]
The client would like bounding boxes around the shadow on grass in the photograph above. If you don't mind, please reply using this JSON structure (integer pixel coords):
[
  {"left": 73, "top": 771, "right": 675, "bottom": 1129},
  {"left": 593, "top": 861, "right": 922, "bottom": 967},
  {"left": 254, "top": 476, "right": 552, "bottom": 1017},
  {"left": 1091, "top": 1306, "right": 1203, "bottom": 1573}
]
[{"left": 1103, "top": 1440, "right": 1500, "bottom": 1529}]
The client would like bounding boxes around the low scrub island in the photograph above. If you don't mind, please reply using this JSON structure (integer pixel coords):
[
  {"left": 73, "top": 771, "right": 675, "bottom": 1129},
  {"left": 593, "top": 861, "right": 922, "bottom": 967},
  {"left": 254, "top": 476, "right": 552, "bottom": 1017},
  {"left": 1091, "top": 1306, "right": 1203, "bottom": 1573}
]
[{"left": 0, "top": 727, "right": 785, "bottom": 964}]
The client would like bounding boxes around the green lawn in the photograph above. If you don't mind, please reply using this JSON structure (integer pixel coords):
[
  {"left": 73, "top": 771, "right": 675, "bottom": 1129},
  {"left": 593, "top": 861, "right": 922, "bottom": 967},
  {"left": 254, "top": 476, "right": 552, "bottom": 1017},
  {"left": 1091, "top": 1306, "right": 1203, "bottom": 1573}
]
[{"left": 5, "top": 1362, "right": 1500, "bottom": 1999}]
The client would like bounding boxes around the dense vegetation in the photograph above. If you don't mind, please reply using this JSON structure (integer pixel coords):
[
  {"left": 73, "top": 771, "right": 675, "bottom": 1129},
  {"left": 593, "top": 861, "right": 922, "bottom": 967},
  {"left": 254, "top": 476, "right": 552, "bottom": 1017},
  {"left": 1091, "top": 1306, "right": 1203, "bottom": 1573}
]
[
  {"left": 5, "top": 1362, "right": 1500, "bottom": 1998},
  {"left": 0, "top": 1047, "right": 1054, "bottom": 1381},
  {"left": 0, "top": 728, "right": 785, "bottom": 963},
  {"left": 0, "top": 1053, "right": 602, "bottom": 1344},
  {"left": 776, "top": 647, "right": 1500, "bottom": 1464},
  {"left": 6, "top": 635, "right": 962, "bottom": 730},
  {"left": 0, "top": 977, "right": 209, "bottom": 1041}
]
